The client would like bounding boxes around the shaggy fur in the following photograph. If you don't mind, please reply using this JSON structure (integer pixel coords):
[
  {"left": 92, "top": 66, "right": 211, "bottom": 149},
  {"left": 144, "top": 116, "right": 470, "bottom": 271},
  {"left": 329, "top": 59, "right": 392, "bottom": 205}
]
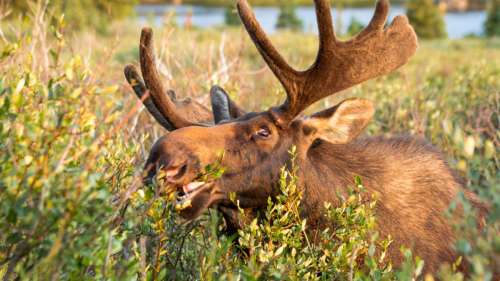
[
  {"left": 298, "top": 135, "right": 488, "bottom": 273},
  {"left": 141, "top": 111, "right": 488, "bottom": 275}
]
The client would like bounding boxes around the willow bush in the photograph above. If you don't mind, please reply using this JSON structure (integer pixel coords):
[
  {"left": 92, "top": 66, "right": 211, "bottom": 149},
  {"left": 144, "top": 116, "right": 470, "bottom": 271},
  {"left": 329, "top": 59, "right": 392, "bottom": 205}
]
[
  {"left": 0, "top": 18, "right": 141, "bottom": 280},
  {"left": 119, "top": 148, "right": 425, "bottom": 280}
]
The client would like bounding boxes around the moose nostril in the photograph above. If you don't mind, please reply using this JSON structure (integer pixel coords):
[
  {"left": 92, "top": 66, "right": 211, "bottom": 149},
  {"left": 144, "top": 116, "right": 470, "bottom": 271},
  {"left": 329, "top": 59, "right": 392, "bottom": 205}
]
[
  {"left": 165, "top": 163, "right": 188, "bottom": 181},
  {"left": 175, "top": 164, "right": 188, "bottom": 179}
]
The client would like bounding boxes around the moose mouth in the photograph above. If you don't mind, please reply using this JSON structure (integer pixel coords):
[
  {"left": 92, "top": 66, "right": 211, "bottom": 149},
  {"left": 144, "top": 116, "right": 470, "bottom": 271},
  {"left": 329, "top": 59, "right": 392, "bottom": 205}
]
[
  {"left": 175, "top": 181, "right": 210, "bottom": 207},
  {"left": 172, "top": 180, "right": 219, "bottom": 220}
]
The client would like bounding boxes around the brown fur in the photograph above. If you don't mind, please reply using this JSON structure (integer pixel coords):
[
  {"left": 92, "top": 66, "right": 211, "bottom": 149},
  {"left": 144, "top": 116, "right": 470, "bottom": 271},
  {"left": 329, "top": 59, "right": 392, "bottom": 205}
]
[
  {"left": 123, "top": 0, "right": 489, "bottom": 276},
  {"left": 139, "top": 113, "right": 487, "bottom": 275},
  {"left": 299, "top": 135, "right": 488, "bottom": 273}
]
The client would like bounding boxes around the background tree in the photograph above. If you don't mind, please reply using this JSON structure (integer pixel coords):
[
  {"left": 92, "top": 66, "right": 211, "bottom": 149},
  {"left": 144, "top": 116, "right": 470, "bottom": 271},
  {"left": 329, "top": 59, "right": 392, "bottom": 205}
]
[
  {"left": 224, "top": 5, "right": 240, "bottom": 26},
  {"left": 406, "top": 0, "right": 447, "bottom": 39},
  {"left": 7, "top": 0, "right": 137, "bottom": 33},
  {"left": 276, "top": 1, "right": 303, "bottom": 31},
  {"left": 347, "top": 17, "right": 364, "bottom": 36},
  {"left": 484, "top": 0, "right": 500, "bottom": 37}
]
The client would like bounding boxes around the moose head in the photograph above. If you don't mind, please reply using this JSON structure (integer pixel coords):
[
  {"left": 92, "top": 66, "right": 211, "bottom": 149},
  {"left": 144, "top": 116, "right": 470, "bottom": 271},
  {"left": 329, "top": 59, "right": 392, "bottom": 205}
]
[{"left": 124, "top": 0, "right": 418, "bottom": 221}]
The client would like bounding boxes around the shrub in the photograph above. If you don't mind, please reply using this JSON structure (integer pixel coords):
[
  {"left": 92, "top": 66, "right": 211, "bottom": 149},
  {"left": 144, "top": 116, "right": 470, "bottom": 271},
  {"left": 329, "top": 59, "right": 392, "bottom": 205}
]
[
  {"left": 406, "top": 0, "right": 447, "bottom": 39},
  {"left": 131, "top": 147, "right": 424, "bottom": 280},
  {"left": 231, "top": 151, "right": 408, "bottom": 280},
  {"left": 0, "top": 23, "right": 140, "bottom": 281},
  {"left": 484, "top": 0, "right": 500, "bottom": 37}
]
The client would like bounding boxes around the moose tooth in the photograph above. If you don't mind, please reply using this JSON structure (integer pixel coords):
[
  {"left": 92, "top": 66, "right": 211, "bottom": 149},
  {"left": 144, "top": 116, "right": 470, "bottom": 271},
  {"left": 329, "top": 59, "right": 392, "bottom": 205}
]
[
  {"left": 175, "top": 199, "right": 192, "bottom": 211},
  {"left": 176, "top": 194, "right": 187, "bottom": 202},
  {"left": 183, "top": 181, "right": 206, "bottom": 193}
]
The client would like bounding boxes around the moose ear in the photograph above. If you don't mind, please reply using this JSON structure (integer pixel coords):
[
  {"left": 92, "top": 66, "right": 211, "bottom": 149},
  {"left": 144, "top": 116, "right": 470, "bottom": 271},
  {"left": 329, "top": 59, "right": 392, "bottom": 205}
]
[
  {"left": 210, "top": 85, "right": 246, "bottom": 123},
  {"left": 303, "top": 98, "right": 374, "bottom": 144}
]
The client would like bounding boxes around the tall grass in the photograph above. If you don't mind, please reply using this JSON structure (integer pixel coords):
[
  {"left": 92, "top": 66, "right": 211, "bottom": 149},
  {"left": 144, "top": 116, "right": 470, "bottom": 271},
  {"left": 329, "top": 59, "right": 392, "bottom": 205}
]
[{"left": 0, "top": 8, "right": 498, "bottom": 280}]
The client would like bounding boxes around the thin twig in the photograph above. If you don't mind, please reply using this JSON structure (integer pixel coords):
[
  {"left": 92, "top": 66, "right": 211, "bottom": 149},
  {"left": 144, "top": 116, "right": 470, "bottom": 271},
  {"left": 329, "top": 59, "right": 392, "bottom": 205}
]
[{"left": 139, "top": 236, "right": 147, "bottom": 281}]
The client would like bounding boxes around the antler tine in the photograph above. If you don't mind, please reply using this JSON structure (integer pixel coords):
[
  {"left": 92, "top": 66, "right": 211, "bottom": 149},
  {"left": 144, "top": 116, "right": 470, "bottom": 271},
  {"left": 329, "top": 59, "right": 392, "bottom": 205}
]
[
  {"left": 139, "top": 27, "right": 203, "bottom": 128},
  {"left": 124, "top": 64, "right": 176, "bottom": 130},
  {"left": 237, "top": 0, "right": 417, "bottom": 121},
  {"left": 357, "top": 0, "right": 389, "bottom": 38},
  {"left": 314, "top": 0, "right": 337, "bottom": 50},
  {"left": 237, "top": 0, "right": 300, "bottom": 97}
]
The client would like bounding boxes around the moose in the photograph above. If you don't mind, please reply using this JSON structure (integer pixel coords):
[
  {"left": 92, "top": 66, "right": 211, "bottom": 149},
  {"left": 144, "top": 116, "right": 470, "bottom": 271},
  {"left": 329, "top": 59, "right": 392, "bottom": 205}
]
[{"left": 124, "top": 0, "right": 488, "bottom": 275}]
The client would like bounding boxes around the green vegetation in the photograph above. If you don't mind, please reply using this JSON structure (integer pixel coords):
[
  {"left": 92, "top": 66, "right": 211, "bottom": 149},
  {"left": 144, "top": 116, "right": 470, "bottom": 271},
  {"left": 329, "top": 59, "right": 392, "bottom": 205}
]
[
  {"left": 406, "top": 0, "right": 447, "bottom": 39},
  {"left": 485, "top": 0, "right": 500, "bottom": 37},
  {"left": 347, "top": 17, "right": 365, "bottom": 36},
  {"left": 276, "top": 2, "right": 303, "bottom": 31},
  {"left": 188, "top": 152, "right": 421, "bottom": 280},
  {"left": 224, "top": 5, "right": 241, "bottom": 26},
  {"left": 0, "top": 6, "right": 499, "bottom": 280},
  {"left": 7, "top": 0, "right": 137, "bottom": 32}
]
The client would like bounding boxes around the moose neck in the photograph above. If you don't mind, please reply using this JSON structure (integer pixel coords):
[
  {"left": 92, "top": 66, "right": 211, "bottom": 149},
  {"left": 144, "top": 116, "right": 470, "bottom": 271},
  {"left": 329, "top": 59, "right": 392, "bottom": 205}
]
[{"left": 296, "top": 138, "right": 385, "bottom": 226}]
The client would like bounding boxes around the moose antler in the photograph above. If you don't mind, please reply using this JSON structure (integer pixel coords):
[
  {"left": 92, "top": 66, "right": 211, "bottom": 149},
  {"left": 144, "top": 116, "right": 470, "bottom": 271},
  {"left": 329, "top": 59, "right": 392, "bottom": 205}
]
[
  {"left": 125, "top": 65, "right": 177, "bottom": 130},
  {"left": 125, "top": 28, "right": 215, "bottom": 130},
  {"left": 237, "top": 0, "right": 418, "bottom": 121},
  {"left": 125, "top": 28, "right": 248, "bottom": 130}
]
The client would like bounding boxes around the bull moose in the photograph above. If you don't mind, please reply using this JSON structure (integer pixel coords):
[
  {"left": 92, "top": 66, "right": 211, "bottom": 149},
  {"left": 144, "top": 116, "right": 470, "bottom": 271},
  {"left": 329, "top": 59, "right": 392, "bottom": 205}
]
[{"left": 124, "top": 0, "right": 488, "bottom": 275}]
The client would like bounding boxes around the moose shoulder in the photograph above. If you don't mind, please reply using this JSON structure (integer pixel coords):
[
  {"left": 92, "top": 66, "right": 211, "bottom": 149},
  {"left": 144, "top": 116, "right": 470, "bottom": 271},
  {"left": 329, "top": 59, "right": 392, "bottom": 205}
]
[{"left": 123, "top": 0, "right": 488, "bottom": 275}]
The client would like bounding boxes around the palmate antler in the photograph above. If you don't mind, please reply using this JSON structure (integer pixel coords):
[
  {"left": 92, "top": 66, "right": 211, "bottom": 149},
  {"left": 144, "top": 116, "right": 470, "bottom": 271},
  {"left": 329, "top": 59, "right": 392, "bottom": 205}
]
[
  {"left": 126, "top": 0, "right": 417, "bottom": 130},
  {"left": 237, "top": 0, "right": 418, "bottom": 121}
]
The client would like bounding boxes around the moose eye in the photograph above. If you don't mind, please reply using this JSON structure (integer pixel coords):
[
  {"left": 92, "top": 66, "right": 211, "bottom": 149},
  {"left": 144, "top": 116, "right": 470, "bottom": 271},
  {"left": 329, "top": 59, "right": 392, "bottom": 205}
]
[{"left": 256, "top": 127, "right": 271, "bottom": 138}]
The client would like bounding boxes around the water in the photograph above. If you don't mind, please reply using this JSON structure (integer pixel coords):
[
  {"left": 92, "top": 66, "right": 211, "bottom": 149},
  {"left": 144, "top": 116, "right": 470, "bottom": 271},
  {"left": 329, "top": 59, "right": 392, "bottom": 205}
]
[{"left": 136, "top": 4, "right": 487, "bottom": 39}]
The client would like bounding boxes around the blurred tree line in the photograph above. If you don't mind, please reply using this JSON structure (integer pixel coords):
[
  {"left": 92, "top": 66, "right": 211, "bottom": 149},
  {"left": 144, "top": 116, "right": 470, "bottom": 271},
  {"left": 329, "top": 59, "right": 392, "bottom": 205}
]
[
  {"left": 485, "top": 0, "right": 500, "bottom": 36},
  {"left": 225, "top": 0, "right": 304, "bottom": 31},
  {"left": 4, "top": 0, "right": 137, "bottom": 33},
  {"left": 276, "top": 1, "right": 303, "bottom": 30},
  {"left": 152, "top": 0, "right": 407, "bottom": 6},
  {"left": 406, "top": 0, "right": 447, "bottom": 38},
  {"left": 224, "top": 0, "right": 451, "bottom": 39}
]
